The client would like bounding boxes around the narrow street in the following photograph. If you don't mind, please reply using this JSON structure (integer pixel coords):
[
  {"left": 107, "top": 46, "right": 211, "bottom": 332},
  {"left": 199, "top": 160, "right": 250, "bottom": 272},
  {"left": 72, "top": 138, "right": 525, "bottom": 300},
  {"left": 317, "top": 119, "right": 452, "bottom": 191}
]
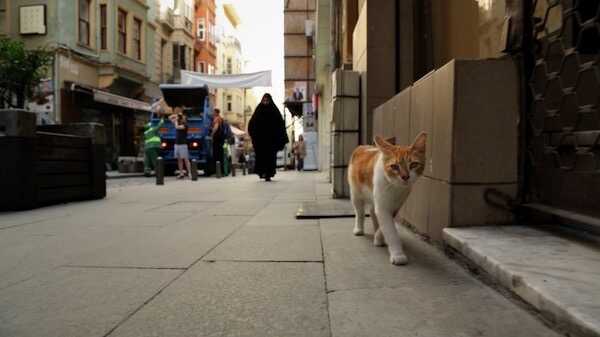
[{"left": 0, "top": 172, "right": 559, "bottom": 337}]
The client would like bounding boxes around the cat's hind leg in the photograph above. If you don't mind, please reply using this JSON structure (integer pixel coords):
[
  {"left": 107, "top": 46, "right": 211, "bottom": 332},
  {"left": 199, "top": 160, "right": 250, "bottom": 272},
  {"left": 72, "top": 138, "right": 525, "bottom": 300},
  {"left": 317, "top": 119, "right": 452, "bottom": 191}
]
[
  {"left": 371, "top": 209, "right": 386, "bottom": 247},
  {"left": 351, "top": 196, "right": 366, "bottom": 236}
]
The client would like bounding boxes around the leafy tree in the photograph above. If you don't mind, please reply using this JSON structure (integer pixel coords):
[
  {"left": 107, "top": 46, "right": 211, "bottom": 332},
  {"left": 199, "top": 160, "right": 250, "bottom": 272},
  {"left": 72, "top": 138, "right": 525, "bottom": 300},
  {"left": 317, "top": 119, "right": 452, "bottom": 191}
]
[{"left": 0, "top": 38, "right": 53, "bottom": 109}]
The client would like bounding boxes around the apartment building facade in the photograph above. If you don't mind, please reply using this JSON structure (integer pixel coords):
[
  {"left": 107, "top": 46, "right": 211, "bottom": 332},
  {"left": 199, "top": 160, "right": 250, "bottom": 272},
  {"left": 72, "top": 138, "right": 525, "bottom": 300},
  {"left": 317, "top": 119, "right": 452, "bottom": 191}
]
[
  {"left": 2, "top": 0, "right": 156, "bottom": 163},
  {"left": 193, "top": 0, "right": 216, "bottom": 74},
  {"left": 169, "top": 0, "right": 195, "bottom": 83},
  {"left": 0, "top": 0, "right": 200, "bottom": 164},
  {"left": 214, "top": 2, "right": 244, "bottom": 128}
]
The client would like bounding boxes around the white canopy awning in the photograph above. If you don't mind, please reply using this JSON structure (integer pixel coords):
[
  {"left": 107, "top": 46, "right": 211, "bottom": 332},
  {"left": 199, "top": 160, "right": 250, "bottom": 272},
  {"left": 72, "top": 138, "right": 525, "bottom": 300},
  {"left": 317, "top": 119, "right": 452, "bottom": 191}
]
[{"left": 181, "top": 70, "right": 272, "bottom": 88}]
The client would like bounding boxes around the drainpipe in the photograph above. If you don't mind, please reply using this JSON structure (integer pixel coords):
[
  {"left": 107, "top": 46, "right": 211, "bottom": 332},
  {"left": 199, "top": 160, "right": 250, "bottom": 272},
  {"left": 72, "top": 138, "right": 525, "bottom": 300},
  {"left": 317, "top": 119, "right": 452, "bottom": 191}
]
[{"left": 53, "top": 52, "right": 60, "bottom": 124}]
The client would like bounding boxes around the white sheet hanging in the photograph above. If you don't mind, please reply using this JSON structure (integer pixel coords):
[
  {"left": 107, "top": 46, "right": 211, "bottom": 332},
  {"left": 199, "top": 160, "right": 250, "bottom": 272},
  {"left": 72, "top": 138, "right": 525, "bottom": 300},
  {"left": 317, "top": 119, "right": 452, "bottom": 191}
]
[{"left": 180, "top": 70, "right": 272, "bottom": 88}]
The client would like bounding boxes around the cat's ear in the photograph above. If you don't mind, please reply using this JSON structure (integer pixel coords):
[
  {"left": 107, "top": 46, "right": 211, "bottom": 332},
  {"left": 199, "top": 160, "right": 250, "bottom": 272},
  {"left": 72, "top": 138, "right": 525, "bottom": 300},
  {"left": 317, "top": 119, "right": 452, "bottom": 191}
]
[
  {"left": 385, "top": 136, "right": 396, "bottom": 145},
  {"left": 374, "top": 135, "right": 395, "bottom": 156},
  {"left": 410, "top": 132, "right": 427, "bottom": 154}
]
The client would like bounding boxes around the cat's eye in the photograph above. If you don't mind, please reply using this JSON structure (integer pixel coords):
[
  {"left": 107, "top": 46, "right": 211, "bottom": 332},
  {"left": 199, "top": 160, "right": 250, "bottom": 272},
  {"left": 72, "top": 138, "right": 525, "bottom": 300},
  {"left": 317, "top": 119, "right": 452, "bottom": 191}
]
[
  {"left": 390, "top": 164, "right": 401, "bottom": 171},
  {"left": 409, "top": 162, "right": 421, "bottom": 170}
]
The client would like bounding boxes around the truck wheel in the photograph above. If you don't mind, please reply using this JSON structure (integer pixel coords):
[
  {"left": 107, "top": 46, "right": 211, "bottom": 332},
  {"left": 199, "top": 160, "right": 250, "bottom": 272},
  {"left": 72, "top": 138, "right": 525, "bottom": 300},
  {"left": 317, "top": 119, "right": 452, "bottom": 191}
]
[{"left": 165, "top": 165, "right": 176, "bottom": 176}]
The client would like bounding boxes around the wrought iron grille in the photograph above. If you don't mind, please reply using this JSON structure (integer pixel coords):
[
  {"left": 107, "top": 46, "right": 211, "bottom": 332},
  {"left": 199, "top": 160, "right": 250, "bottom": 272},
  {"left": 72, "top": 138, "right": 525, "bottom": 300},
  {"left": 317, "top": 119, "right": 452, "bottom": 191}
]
[{"left": 527, "top": 0, "right": 600, "bottom": 219}]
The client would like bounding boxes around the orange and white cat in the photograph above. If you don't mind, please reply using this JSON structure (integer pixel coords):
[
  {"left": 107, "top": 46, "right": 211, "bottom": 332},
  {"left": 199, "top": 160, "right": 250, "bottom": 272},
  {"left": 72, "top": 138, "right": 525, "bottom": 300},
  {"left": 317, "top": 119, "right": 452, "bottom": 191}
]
[{"left": 347, "top": 132, "right": 427, "bottom": 265}]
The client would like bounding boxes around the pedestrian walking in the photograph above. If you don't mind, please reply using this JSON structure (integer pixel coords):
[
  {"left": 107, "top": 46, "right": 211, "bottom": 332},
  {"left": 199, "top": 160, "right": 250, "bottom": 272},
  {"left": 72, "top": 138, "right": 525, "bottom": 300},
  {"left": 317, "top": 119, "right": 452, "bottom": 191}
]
[
  {"left": 211, "top": 108, "right": 225, "bottom": 175},
  {"left": 293, "top": 134, "right": 306, "bottom": 171},
  {"left": 171, "top": 108, "right": 192, "bottom": 179},
  {"left": 248, "top": 93, "right": 288, "bottom": 181}
]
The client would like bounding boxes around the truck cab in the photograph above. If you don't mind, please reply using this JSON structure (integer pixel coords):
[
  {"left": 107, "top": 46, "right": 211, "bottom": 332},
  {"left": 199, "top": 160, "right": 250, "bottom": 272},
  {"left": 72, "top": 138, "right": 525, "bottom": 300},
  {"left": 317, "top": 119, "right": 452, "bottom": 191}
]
[{"left": 150, "top": 85, "right": 214, "bottom": 174}]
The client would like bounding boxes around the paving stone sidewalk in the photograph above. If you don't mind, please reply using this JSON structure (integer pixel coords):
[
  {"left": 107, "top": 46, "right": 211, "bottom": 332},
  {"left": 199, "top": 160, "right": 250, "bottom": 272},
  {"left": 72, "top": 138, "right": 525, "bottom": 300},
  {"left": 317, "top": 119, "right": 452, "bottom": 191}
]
[{"left": 0, "top": 171, "right": 561, "bottom": 337}]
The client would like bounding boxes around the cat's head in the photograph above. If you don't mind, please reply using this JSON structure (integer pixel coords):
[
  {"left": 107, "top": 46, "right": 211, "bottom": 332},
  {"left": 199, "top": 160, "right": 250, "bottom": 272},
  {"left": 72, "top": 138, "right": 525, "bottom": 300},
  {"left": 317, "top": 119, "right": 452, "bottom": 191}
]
[{"left": 374, "top": 132, "right": 427, "bottom": 186}]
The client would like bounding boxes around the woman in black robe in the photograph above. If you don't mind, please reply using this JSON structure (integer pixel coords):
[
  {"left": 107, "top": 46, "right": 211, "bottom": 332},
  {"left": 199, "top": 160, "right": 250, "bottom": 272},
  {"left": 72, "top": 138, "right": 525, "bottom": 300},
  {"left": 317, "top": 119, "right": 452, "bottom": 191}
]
[{"left": 248, "top": 93, "right": 289, "bottom": 181}]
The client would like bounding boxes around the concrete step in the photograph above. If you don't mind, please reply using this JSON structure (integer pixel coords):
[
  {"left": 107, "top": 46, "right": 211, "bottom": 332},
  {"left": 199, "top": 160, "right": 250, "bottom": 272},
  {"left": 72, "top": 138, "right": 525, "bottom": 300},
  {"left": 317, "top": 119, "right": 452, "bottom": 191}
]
[{"left": 444, "top": 225, "right": 600, "bottom": 337}]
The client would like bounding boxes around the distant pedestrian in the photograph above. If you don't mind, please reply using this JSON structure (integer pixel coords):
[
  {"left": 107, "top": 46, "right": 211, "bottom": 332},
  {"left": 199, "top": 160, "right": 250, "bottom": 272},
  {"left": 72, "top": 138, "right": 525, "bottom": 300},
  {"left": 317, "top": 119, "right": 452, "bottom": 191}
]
[
  {"left": 293, "top": 134, "right": 306, "bottom": 171},
  {"left": 248, "top": 93, "right": 288, "bottom": 181},
  {"left": 211, "top": 108, "right": 225, "bottom": 175},
  {"left": 171, "top": 108, "right": 191, "bottom": 179}
]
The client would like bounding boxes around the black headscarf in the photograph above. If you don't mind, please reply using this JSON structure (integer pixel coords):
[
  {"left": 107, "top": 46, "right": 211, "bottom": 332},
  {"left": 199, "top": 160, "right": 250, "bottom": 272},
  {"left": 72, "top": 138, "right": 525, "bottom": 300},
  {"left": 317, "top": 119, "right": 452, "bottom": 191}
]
[{"left": 248, "top": 93, "right": 289, "bottom": 153}]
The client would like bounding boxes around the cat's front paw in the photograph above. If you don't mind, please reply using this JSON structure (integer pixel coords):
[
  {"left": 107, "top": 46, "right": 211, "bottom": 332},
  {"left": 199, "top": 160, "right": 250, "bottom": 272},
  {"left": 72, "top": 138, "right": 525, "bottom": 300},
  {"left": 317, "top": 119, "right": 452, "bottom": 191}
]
[
  {"left": 390, "top": 254, "right": 408, "bottom": 265},
  {"left": 353, "top": 227, "right": 364, "bottom": 236}
]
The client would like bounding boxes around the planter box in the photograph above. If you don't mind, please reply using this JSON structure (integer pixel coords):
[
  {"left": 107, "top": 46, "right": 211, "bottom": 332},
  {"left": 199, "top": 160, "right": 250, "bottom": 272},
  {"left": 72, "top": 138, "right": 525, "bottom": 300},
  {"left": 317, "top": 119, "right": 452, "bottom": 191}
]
[{"left": 1, "top": 114, "right": 106, "bottom": 210}]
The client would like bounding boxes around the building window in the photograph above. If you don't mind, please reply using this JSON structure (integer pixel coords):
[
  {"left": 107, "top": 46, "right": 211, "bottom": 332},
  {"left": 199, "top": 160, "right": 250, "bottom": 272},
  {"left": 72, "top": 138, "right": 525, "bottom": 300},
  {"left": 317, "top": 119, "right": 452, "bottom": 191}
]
[
  {"left": 173, "top": 44, "right": 180, "bottom": 69},
  {"left": 226, "top": 95, "right": 232, "bottom": 111},
  {"left": 226, "top": 57, "right": 232, "bottom": 74},
  {"left": 198, "top": 61, "right": 205, "bottom": 73},
  {"left": 78, "top": 0, "right": 91, "bottom": 46},
  {"left": 160, "top": 39, "right": 166, "bottom": 81},
  {"left": 100, "top": 4, "right": 107, "bottom": 49},
  {"left": 173, "top": 44, "right": 186, "bottom": 70},
  {"left": 197, "top": 18, "right": 205, "bottom": 40},
  {"left": 133, "top": 18, "right": 142, "bottom": 60},
  {"left": 118, "top": 9, "right": 127, "bottom": 54}
]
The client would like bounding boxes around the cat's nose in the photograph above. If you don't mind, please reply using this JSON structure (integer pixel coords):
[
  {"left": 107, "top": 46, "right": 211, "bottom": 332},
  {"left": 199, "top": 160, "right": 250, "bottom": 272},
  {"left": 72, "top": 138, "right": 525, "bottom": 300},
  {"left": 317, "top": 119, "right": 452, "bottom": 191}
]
[{"left": 401, "top": 175, "right": 410, "bottom": 181}]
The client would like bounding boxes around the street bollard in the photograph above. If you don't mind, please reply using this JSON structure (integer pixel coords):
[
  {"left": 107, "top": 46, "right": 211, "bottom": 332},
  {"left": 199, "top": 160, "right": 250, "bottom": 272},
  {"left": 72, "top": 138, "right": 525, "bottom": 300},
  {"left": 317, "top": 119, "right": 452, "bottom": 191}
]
[
  {"left": 216, "top": 161, "right": 222, "bottom": 178},
  {"left": 156, "top": 157, "right": 164, "bottom": 185},
  {"left": 242, "top": 162, "right": 247, "bottom": 175},
  {"left": 231, "top": 162, "right": 236, "bottom": 177},
  {"left": 191, "top": 159, "right": 198, "bottom": 181}
]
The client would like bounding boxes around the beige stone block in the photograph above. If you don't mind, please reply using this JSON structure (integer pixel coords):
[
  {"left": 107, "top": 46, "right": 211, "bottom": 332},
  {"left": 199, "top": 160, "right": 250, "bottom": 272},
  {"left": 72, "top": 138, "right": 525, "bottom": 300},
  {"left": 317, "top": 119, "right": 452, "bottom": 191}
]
[
  {"left": 399, "top": 176, "right": 516, "bottom": 242},
  {"left": 332, "top": 167, "right": 350, "bottom": 198},
  {"left": 284, "top": 35, "right": 309, "bottom": 56},
  {"left": 427, "top": 179, "right": 516, "bottom": 241},
  {"left": 331, "top": 131, "right": 359, "bottom": 167},
  {"left": 427, "top": 178, "right": 451, "bottom": 242},
  {"left": 284, "top": 12, "right": 310, "bottom": 34},
  {"left": 410, "top": 71, "right": 435, "bottom": 138},
  {"left": 451, "top": 183, "right": 516, "bottom": 227},
  {"left": 399, "top": 176, "right": 431, "bottom": 236},
  {"left": 366, "top": 96, "right": 389, "bottom": 144},
  {"left": 331, "top": 70, "right": 360, "bottom": 98},
  {"left": 431, "top": 63, "right": 453, "bottom": 181},
  {"left": 284, "top": 58, "right": 312, "bottom": 79},
  {"left": 372, "top": 99, "right": 395, "bottom": 140},
  {"left": 391, "top": 87, "right": 411, "bottom": 146},
  {"left": 410, "top": 71, "right": 434, "bottom": 166},
  {"left": 430, "top": 59, "right": 518, "bottom": 183},
  {"left": 372, "top": 105, "right": 384, "bottom": 138},
  {"left": 332, "top": 97, "right": 359, "bottom": 131}
]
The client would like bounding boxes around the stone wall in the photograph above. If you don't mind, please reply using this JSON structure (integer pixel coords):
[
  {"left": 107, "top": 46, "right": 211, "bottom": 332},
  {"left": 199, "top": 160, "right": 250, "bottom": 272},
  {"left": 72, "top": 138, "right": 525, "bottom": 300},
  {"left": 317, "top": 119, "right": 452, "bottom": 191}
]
[{"left": 373, "top": 59, "right": 519, "bottom": 241}]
